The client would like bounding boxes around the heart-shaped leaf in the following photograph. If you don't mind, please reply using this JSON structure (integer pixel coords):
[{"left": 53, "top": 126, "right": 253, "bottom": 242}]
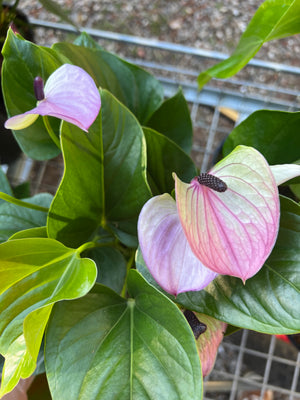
[
  {"left": 45, "top": 271, "right": 202, "bottom": 400},
  {"left": 0, "top": 238, "right": 97, "bottom": 396},
  {"left": 47, "top": 89, "right": 151, "bottom": 247}
]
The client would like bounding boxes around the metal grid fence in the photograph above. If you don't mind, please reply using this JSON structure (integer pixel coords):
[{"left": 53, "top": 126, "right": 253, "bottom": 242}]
[{"left": 5, "top": 20, "right": 300, "bottom": 400}]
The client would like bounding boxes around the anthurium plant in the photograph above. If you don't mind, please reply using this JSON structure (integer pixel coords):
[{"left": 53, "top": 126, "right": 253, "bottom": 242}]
[{"left": 0, "top": 0, "right": 299, "bottom": 398}]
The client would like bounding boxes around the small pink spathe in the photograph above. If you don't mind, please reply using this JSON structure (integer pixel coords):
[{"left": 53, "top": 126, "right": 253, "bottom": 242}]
[
  {"left": 5, "top": 64, "right": 101, "bottom": 132},
  {"left": 138, "top": 194, "right": 218, "bottom": 296},
  {"left": 175, "top": 146, "right": 280, "bottom": 282}
]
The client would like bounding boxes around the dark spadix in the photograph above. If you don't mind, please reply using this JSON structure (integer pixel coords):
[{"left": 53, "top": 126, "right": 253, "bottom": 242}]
[{"left": 34, "top": 76, "right": 45, "bottom": 101}]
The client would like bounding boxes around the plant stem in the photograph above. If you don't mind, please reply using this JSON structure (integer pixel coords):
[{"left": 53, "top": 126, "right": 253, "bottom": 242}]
[
  {"left": 42, "top": 116, "right": 61, "bottom": 149},
  {"left": 76, "top": 241, "right": 98, "bottom": 255},
  {"left": 120, "top": 249, "right": 136, "bottom": 298},
  {"left": 0, "top": 191, "right": 49, "bottom": 212}
]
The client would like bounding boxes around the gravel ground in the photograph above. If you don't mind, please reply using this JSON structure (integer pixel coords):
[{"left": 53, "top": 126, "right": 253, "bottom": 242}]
[{"left": 20, "top": 0, "right": 300, "bottom": 66}]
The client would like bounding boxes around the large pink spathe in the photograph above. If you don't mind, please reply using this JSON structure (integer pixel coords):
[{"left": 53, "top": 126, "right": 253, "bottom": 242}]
[
  {"left": 5, "top": 64, "right": 101, "bottom": 132},
  {"left": 138, "top": 194, "right": 217, "bottom": 296},
  {"left": 175, "top": 146, "right": 280, "bottom": 282}
]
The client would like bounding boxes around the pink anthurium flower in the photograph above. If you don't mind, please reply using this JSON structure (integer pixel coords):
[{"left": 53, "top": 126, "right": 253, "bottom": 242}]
[
  {"left": 175, "top": 145, "right": 280, "bottom": 282},
  {"left": 5, "top": 64, "right": 101, "bottom": 132},
  {"left": 138, "top": 193, "right": 218, "bottom": 296},
  {"left": 138, "top": 146, "right": 300, "bottom": 295},
  {"left": 193, "top": 313, "right": 227, "bottom": 377}
]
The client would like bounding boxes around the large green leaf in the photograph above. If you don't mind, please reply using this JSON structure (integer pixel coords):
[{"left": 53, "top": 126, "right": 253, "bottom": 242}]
[
  {"left": 0, "top": 193, "right": 52, "bottom": 243},
  {"left": 223, "top": 110, "right": 300, "bottom": 164},
  {"left": 137, "top": 196, "right": 300, "bottom": 334},
  {"left": 146, "top": 89, "right": 193, "bottom": 154},
  {"left": 52, "top": 41, "right": 164, "bottom": 124},
  {"left": 45, "top": 271, "right": 202, "bottom": 400},
  {"left": 47, "top": 89, "right": 151, "bottom": 247},
  {"left": 0, "top": 238, "right": 97, "bottom": 397},
  {"left": 2, "top": 30, "right": 65, "bottom": 159},
  {"left": 143, "top": 127, "right": 197, "bottom": 195},
  {"left": 198, "top": 0, "right": 300, "bottom": 89}
]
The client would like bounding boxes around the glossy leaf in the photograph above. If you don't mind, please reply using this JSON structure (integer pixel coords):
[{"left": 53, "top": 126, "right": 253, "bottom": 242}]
[
  {"left": 2, "top": 30, "right": 64, "bottom": 159},
  {"left": 146, "top": 89, "right": 193, "bottom": 153},
  {"left": 223, "top": 111, "right": 300, "bottom": 164},
  {"left": 0, "top": 193, "right": 52, "bottom": 243},
  {"left": 52, "top": 41, "right": 164, "bottom": 124},
  {"left": 175, "top": 146, "right": 279, "bottom": 281},
  {"left": 88, "top": 246, "right": 127, "bottom": 293},
  {"left": 9, "top": 227, "right": 48, "bottom": 240},
  {"left": 176, "top": 196, "right": 300, "bottom": 334},
  {"left": 45, "top": 271, "right": 202, "bottom": 400},
  {"left": 198, "top": 0, "right": 300, "bottom": 89},
  {"left": 0, "top": 238, "right": 97, "bottom": 397},
  {"left": 47, "top": 89, "right": 151, "bottom": 247},
  {"left": 143, "top": 127, "right": 197, "bottom": 195}
]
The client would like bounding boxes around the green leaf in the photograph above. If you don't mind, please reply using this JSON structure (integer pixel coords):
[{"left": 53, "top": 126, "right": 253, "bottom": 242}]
[
  {"left": 146, "top": 89, "right": 193, "bottom": 153},
  {"left": 143, "top": 127, "right": 197, "bottom": 195},
  {"left": 0, "top": 238, "right": 97, "bottom": 397},
  {"left": 176, "top": 196, "right": 300, "bottom": 334},
  {"left": 88, "top": 246, "right": 127, "bottom": 294},
  {"left": 52, "top": 41, "right": 164, "bottom": 124},
  {"left": 12, "top": 181, "right": 31, "bottom": 199},
  {"left": 223, "top": 110, "right": 300, "bottom": 164},
  {"left": 198, "top": 0, "right": 300, "bottom": 89},
  {"left": 47, "top": 89, "right": 151, "bottom": 247},
  {"left": 9, "top": 227, "right": 48, "bottom": 240},
  {"left": 38, "top": 0, "right": 78, "bottom": 28},
  {"left": 0, "top": 193, "right": 52, "bottom": 243},
  {"left": 73, "top": 32, "right": 104, "bottom": 50},
  {"left": 2, "top": 30, "right": 65, "bottom": 159},
  {"left": 45, "top": 271, "right": 202, "bottom": 400}
]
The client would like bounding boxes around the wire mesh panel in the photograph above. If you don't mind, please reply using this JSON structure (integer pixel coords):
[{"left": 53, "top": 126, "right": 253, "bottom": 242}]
[{"left": 4, "top": 21, "right": 300, "bottom": 400}]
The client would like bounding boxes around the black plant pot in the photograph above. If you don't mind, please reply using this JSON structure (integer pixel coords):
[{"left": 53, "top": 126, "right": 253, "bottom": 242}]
[{"left": 0, "top": 4, "right": 34, "bottom": 165}]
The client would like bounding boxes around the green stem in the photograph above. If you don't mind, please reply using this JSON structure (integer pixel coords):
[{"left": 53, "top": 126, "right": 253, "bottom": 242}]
[
  {"left": 121, "top": 249, "right": 136, "bottom": 298},
  {"left": 77, "top": 241, "right": 98, "bottom": 255},
  {"left": 42, "top": 116, "right": 61, "bottom": 149},
  {"left": 0, "top": 191, "right": 49, "bottom": 212}
]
